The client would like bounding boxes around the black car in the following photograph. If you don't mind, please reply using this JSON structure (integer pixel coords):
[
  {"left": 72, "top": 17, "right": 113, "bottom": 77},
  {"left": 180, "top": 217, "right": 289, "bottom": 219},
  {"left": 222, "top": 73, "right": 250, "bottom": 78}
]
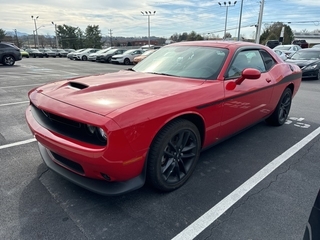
[
  {"left": 29, "top": 49, "right": 44, "bottom": 58},
  {"left": 286, "top": 48, "right": 320, "bottom": 80},
  {"left": 0, "top": 42, "right": 22, "bottom": 66},
  {"left": 265, "top": 40, "right": 280, "bottom": 49}
]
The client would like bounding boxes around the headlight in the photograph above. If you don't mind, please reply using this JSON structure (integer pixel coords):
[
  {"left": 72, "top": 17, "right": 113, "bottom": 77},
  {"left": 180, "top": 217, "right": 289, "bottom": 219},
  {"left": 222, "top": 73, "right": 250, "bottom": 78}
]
[
  {"left": 303, "top": 64, "right": 317, "bottom": 70},
  {"left": 98, "top": 128, "right": 107, "bottom": 140}
]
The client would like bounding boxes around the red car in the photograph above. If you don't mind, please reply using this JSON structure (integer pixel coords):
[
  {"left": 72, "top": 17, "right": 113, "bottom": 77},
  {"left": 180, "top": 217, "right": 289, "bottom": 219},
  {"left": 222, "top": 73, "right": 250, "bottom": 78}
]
[{"left": 26, "top": 41, "right": 302, "bottom": 195}]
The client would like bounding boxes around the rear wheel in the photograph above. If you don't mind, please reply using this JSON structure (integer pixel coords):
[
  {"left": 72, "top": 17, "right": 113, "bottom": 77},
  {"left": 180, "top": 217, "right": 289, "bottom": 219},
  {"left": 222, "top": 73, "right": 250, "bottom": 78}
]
[
  {"left": 266, "top": 87, "right": 292, "bottom": 126},
  {"left": 82, "top": 55, "right": 87, "bottom": 61},
  {"left": 2, "top": 55, "right": 15, "bottom": 66},
  {"left": 147, "top": 119, "right": 201, "bottom": 191}
]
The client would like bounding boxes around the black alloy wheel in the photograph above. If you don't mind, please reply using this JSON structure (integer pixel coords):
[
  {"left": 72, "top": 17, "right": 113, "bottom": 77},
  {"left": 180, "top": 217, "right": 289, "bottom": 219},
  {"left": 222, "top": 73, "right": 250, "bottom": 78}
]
[
  {"left": 147, "top": 119, "right": 201, "bottom": 191},
  {"left": 266, "top": 87, "right": 292, "bottom": 126},
  {"left": 82, "top": 55, "right": 87, "bottom": 61}
]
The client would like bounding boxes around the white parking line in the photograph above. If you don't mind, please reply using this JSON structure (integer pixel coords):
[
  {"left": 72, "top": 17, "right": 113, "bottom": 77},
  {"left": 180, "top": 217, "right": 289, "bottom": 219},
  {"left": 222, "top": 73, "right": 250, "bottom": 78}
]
[
  {"left": 0, "top": 138, "right": 36, "bottom": 150},
  {"left": 0, "top": 83, "right": 45, "bottom": 89},
  {"left": 0, "top": 101, "right": 29, "bottom": 107},
  {"left": 172, "top": 126, "right": 320, "bottom": 240}
]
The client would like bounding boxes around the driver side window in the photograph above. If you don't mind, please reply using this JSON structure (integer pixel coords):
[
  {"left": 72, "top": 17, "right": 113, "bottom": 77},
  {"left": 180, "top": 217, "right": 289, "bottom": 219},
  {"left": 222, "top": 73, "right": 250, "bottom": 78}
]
[{"left": 226, "top": 50, "right": 266, "bottom": 78}]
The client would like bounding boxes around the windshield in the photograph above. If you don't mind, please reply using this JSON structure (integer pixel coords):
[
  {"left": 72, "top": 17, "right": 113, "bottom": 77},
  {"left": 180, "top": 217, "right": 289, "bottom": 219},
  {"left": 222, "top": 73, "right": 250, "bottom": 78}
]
[
  {"left": 132, "top": 45, "right": 228, "bottom": 79},
  {"left": 291, "top": 50, "right": 320, "bottom": 60}
]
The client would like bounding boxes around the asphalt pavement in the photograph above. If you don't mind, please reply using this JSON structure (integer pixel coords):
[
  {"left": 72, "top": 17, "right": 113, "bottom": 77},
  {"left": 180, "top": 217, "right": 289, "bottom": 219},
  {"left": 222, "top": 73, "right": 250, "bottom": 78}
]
[{"left": 0, "top": 58, "right": 319, "bottom": 240}]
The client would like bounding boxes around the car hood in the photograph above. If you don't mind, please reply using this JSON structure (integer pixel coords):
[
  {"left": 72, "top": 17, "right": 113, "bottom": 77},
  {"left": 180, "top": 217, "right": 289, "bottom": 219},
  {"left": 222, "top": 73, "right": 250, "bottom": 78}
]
[
  {"left": 36, "top": 70, "right": 205, "bottom": 116},
  {"left": 286, "top": 59, "right": 319, "bottom": 67}
]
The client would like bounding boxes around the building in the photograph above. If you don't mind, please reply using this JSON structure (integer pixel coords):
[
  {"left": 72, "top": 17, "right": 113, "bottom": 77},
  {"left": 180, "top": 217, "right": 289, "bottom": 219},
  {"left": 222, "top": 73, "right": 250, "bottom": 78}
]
[{"left": 293, "top": 31, "right": 320, "bottom": 46}]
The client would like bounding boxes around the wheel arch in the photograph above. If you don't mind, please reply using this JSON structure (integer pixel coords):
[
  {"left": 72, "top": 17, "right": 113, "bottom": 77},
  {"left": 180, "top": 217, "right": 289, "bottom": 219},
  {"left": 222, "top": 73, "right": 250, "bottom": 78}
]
[{"left": 149, "top": 113, "right": 206, "bottom": 150}]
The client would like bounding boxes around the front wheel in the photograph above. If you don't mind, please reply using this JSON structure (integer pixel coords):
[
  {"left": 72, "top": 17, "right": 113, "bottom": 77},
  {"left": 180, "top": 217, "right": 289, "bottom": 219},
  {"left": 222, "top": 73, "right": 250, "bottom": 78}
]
[
  {"left": 82, "top": 55, "right": 87, "bottom": 61},
  {"left": 266, "top": 87, "right": 292, "bottom": 126},
  {"left": 147, "top": 119, "right": 201, "bottom": 191},
  {"left": 124, "top": 58, "right": 130, "bottom": 65}
]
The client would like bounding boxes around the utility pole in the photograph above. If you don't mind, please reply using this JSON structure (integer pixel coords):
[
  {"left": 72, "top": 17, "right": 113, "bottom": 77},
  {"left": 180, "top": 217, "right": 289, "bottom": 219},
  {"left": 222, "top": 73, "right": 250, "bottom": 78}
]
[
  {"left": 52, "top": 22, "right": 59, "bottom": 48},
  {"left": 255, "top": 0, "right": 264, "bottom": 44},
  {"left": 237, "top": 0, "right": 244, "bottom": 41},
  {"left": 14, "top": 29, "right": 20, "bottom": 47},
  {"left": 109, "top": 29, "right": 113, "bottom": 47}
]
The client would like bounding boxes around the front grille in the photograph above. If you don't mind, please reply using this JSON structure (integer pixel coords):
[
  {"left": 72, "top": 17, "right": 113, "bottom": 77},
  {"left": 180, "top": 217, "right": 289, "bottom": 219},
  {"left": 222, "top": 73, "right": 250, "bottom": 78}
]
[
  {"left": 31, "top": 103, "right": 107, "bottom": 146},
  {"left": 50, "top": 151, "right": 84, "bottom": 175}
]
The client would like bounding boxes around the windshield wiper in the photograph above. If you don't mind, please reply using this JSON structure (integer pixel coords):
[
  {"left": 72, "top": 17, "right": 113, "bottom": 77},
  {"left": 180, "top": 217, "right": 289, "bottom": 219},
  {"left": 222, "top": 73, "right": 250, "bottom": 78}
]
[{"left": 146, "top": 72, "right": 176, "bottom": 77}]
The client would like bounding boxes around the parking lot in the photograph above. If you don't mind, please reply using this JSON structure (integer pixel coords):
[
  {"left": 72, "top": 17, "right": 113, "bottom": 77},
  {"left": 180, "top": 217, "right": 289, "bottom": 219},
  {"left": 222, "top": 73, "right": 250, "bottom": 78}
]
[{"left": 1, "top": 58, "right": 320, "bottom": 240}]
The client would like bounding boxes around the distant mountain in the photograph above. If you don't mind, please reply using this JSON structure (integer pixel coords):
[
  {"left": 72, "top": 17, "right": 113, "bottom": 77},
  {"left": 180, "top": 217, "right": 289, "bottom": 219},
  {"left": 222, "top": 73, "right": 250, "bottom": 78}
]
[{"left": 6, "top": 31, "right": 29, "bottom": 37}]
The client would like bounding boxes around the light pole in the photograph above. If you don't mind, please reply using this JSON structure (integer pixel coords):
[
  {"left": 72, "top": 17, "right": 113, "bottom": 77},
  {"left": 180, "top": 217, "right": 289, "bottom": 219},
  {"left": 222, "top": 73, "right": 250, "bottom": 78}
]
[
  {"left": 52, "top": 22, "right": 59, "bottom": 48},
  {"left": 141, "top": 11, "right": 156, "bottom": 48},
  {"left": 31, "top": 16, "right": 39, "bottom": 48},
  {"left": 218, "top": 1, "right": 237, "bottom": 40}
]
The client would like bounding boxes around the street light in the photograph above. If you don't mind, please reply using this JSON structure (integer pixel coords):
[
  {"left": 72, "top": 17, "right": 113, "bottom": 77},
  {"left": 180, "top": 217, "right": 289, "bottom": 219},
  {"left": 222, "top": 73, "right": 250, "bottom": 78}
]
[
  {"left": 141, "top": 11, "right": 156, "bottom": 48},
  {"left": 218, "top": 1, "right": 237, "bottom": 40},
  {"left": 52, "top": 22, "right": 59, "bottom": 48},
  {"left": 31, "top": 15, "right": 39, "bottom": 48}
]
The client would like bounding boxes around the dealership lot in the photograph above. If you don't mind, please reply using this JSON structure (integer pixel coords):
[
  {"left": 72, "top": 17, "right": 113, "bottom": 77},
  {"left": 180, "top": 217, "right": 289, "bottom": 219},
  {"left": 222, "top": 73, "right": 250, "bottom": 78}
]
[{"left": 1, "top": 58, "right": 320, "bottom": 239}]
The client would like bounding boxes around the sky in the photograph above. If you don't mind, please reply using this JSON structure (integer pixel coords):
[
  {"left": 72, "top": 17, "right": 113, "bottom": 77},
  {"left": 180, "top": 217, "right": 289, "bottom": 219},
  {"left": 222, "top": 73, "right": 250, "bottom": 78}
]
[{"left": 1, "top": 0, "right": 320, "bottom": 39}]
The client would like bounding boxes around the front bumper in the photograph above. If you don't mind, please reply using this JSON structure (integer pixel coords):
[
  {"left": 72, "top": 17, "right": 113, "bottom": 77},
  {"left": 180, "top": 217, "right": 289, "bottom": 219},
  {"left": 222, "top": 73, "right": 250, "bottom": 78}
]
[
  {"left": 302, "top": 69, "right": 319, "bottom": 78},
  {"left": 38, "top": 142, "right": 145, "bottom": 196}
]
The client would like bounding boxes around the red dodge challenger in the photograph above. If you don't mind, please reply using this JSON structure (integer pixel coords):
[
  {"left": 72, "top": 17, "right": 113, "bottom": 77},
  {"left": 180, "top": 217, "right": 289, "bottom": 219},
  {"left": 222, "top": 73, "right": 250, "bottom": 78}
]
[{"left": 26, "top": 41, "right": 302, "bottom": 195}]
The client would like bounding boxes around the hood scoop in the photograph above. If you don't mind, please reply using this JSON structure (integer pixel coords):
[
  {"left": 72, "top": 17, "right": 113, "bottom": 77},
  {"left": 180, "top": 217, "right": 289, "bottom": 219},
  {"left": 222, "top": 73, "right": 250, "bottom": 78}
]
[{"left": 69, "top": 81, "right": 89, "bottom": 90}]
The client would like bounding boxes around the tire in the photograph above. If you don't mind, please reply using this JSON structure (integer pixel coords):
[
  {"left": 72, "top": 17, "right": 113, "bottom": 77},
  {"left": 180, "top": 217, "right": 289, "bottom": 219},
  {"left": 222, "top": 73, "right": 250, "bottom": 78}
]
[
  {"left": 2, "top": 55, "right": 15, "bottom": 66},
  {"left": 317, "top": 69, "right": 320, "bottom": 80},
  {"left": 266, "top": 87, "right": 292, "bottom": 126},
  {"left": 107, "top": 56, "right": 111, "bottom": 63},
  {"left": 82, "top": 55, "right": 87, "bottom": 61},
  {"left": 147, "top": 119, "right": 201, "bottom": 191},
  {"left": 124, "top": 58, "right": 130, "bottom": 65}
]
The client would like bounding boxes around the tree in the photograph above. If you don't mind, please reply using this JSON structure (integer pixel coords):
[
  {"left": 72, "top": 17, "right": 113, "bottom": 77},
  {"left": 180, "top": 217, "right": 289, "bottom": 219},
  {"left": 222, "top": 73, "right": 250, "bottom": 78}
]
[
  {"left": 84, "top": 25, "right": 102, "bottom": 48},
  {"left": 170, "top": 31, "right": 203, "bottom": 42},
  {"left": 57, "top": 24, "right": 80, "bottom": 49},
  {"left": 259, "top": 22, "right": 294, "bottom": 45},
  {"left": 0, "top": 29, "right": 6, "bottom": 41}
]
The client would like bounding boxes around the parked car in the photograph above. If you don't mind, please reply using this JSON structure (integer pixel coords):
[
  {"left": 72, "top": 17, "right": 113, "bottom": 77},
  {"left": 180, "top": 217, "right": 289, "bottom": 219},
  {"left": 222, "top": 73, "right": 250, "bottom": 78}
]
[
  {"left": 73, "top": 48, "right": 100, "bottom": 61},
  {"left": 54, "top": 49, "right": 68, "bottom": 57},
  {"left": 273, "top": 49, "right": 287, "bottom": 61},
  {"left": 20, "top": 49, "right": 29, "bottom": 58},
  {"left": 133, "top": 49, "right": 156, "bottom": 65},
  {"left": 28, "top": 49, "right": 44, "bottom": 58},
  {"left": 0, "top": 42, "right": 22, "bottom": 66},
  {"left": 111, "top": 49, "right": 143, "bottom": 65},
  {"left": 274, "top": 44, "right": 301, "bottom": 57},
  {"left": 40, "top": 49, "right": 57, "bottom": 58},
  {"left": 292, "top": 39, "right": 309, "bottom": 48},
  {"left": 67, "top": 49, "right": 85, "bottom": 60},
  {"left": 25, "top": 41, "right": 302, "bottom": 196},
  {"left": 312, "top": 44, "right": 320, "bottom": 49},
  {"left": 265, "top": 40, "right": 280, "bottom": 49},
  {"left": 96, "top": 49, "right": 127, "bottom": 63},
  {"left": 286, "top": 48, "right": 320, "bottom": 80},
  {"left": 88, "top": 48, "right": 112, "bottom": 61}
]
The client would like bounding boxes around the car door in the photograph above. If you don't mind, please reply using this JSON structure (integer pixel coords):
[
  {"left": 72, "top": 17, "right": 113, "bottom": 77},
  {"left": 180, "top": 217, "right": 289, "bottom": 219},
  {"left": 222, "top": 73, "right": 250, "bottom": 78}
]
[{"left": 220, "top": 49, "right": 276, "bottom": 139}]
